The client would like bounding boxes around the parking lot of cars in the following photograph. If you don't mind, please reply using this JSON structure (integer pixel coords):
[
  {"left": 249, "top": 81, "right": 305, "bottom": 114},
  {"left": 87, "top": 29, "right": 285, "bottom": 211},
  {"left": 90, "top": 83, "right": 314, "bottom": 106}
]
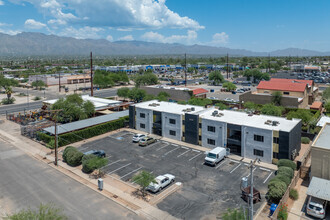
[{"left": 78, "top": 130, "right": 275, "bottom": 219}]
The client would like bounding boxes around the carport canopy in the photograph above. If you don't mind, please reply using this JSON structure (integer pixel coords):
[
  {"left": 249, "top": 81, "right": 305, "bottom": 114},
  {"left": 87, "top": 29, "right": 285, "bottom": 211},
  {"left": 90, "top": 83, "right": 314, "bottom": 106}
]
[{"left": 306, "top": 177, "right": 330, "bottom": 201}]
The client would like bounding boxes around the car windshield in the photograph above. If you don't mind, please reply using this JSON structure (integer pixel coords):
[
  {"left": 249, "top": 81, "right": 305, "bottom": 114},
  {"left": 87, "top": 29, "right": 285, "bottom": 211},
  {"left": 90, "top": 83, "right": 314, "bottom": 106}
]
[
  {"left": 309, "top": 204, "right": 322, "bottom": 211},
  {"left": 141, "top": 138, "right": 146, "bottom": 141},
  {"left": 207, "top": 153, "right": 217, "bottom": 159}
]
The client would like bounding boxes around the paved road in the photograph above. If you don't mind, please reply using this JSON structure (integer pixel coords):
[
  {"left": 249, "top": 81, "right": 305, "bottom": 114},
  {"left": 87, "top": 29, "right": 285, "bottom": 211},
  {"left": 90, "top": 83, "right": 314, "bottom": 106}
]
[
  {"left": 0, "top": 87, "right": 119, "bottom": 115},
  {"left": 0, "top": 140, "right": 140, "bottom": 220}
]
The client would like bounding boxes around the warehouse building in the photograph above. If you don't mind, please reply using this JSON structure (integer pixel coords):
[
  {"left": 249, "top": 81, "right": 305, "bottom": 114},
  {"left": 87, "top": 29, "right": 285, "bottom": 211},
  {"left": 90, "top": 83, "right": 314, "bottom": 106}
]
[{"left": 129, "top": 100, "right": 302, "bottom": 164}]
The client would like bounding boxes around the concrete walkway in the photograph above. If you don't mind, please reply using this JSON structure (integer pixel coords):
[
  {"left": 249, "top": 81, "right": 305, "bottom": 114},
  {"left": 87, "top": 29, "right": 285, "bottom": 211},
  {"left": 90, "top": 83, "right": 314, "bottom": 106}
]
[
  {"left": 0, "top": 119, "right": 177, "bottom": 220},
  {"left": 287, "top": 178, "right": 309, "bottom": 220}
]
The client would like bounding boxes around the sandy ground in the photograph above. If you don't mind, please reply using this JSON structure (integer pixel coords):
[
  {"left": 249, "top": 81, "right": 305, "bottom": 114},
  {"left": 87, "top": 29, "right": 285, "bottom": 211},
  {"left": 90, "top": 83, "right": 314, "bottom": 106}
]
[{"left": 0, "top": 93, "right": 41, "bottom": 105}]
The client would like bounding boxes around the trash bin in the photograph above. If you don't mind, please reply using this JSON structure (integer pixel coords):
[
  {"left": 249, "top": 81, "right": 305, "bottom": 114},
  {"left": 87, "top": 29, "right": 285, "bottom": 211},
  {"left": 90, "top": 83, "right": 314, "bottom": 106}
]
[
  {"left": 98, "top": 178, "right": 103, "bottom": 191},
  {"left": 269, "top": 203, "right": 277, "bottom": 216}
]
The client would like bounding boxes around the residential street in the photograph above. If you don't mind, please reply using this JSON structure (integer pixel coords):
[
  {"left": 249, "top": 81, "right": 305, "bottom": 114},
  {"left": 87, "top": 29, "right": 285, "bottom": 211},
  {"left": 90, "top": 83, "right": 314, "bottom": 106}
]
[{"left": 0, "top": 140, "right": 140, "bottom": 220}]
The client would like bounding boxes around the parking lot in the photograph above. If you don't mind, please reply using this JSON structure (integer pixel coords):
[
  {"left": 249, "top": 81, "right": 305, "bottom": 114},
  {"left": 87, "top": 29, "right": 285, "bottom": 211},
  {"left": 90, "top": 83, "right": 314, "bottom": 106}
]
[{"left": 78, "top": 130, "right": 275, "bottom": 219}]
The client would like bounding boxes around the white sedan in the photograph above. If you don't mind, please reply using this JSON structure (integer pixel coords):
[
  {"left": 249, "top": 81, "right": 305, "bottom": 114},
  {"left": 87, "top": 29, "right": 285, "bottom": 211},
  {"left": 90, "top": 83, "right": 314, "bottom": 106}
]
[
  {"left": 147, "top": 174, "right": 175, "bottom": 193},
  {"left": 132, "top": 134, "right": 146, "bottom": 143}
]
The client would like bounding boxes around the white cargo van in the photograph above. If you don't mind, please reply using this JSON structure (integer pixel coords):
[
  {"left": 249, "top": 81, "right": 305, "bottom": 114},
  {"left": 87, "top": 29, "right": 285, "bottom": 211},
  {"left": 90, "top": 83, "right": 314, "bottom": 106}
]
[{"left": 204, "top": 147, "right": 226, "bottom": 166}]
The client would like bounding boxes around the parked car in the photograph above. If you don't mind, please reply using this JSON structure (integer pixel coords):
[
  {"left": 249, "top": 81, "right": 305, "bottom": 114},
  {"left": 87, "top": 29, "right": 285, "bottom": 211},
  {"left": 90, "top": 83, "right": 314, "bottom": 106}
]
[
  {"left": 223, "top": 98, "right": 234, "bottom": 102},
  {"left": 306, "top": 196, "right": 327, "bottom": 219},
  {"left": 139, "top": 137, "right": 156, "bottom": 146},
  {"left": 209, "top": 97, "right": 218, "bottom": 100},
  {"left": 204, "top": 147, "right": 226, "bottom": 166},
  {"left": 83, "top": 150, "right": 106, "bottom": 158},
  {"left": 147, "top": 174, "right": 175, "bottom": 193},
  {"left": 132, "top": 134, "right": 146, "bottom": 142}
]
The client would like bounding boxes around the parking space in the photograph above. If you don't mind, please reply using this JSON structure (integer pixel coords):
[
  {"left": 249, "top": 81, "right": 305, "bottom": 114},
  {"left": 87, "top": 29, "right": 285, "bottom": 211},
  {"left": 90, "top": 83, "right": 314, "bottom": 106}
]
[{"left": 78, "top": 130, "right": 275, "bottom": 219}]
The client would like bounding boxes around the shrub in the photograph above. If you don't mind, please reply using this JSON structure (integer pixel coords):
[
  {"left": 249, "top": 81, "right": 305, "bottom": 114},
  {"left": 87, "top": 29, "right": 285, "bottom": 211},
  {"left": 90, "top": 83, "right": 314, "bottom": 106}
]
[
  {"left": 66, "top": 150, "right": 83, "bottom": 167},
  {"left": 289, "top": 189, "right": 299, "bottom": 201},
  {"left": 1, "top": 97, "right": 15, "bottom": 105},
  {"left": 277, "top": 166, "right": 294, "bottom": 179},
  {"left": 62, "top": 146, "right": 76, "bottom": 162},
  {"left": 301, "top": 137, "right": 310, "bottom": 144},
  {"left": 273, "top": 175, "right": 291, "bottom": 187},
  {"left": 268, "top": 181, "right": 287, "bottom": 203},
  {"left": 278, "top": 203, "right": 288, "bottom": 220},
  {"left": 82, "top": 155, "right": 108, "bottom": 173},
  {"left": 33, "top": 96, "right": 42, "bottom": 101},
  {"left": 268, "top": 178, "right": 285, "bottom": 189},
  {"left": 277, "top": 159, "right": 297, "bottom": 170}
]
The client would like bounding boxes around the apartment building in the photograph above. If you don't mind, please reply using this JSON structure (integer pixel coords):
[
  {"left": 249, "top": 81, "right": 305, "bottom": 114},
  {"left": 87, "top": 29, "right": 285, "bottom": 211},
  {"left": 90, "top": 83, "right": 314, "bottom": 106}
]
[{"left": 129, "top": 100, "right": 302, "bottom": 164}]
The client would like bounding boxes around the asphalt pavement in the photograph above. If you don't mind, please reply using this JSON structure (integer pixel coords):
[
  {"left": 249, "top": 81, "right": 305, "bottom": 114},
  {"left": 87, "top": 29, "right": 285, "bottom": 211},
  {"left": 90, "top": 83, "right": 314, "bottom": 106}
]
[{"left": 0, "top": 140, "right": 140, "bottom": 220}]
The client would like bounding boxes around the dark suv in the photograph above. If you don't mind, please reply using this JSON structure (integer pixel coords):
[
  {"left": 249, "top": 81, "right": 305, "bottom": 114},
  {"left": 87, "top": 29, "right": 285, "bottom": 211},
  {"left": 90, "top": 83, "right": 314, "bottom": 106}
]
[{"left": 83, "top": 150, "right": 106, "bottom": 158}]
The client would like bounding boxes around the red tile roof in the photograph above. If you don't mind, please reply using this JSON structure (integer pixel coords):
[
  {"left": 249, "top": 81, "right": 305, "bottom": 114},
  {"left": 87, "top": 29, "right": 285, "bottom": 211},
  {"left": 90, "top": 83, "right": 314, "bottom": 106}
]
[
  {"left": 310, "top": 101, "right": 322, "bottom": 109},
  {"left": 257, "top": 78, "right": 311, "bottom": 93},
  {"left": 193, "top": 88, "right": 208, "bottom": 95}
]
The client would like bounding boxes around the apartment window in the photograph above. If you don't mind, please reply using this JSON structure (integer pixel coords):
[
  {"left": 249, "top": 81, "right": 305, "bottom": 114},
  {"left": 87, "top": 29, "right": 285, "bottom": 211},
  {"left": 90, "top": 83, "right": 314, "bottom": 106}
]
[
  {"left": 199, "top": 136, "right": 202, "bottom": 141},
  {"left": 254, "top": 135, "right": 264, "bottom": 142},
  {"left": 199, "top": 123, "right": 202, "bottom": 128},
  {"left": 169, "top": 130, "right": 176, "bottom": 136},
  {"left": 207, "top": 126, "right": 216, "bottom": 132},
  {"left": 140, "top": 113, "right": 145, "bottom": 118},
  {"left": 182, "top": 120, "right": 185, "bottom": 125},
  {"left": 273, "top": 152, "right": 279, "bottom": 159},
  {"left": 169, "top": 118, "right": 176, "bottom": 125},
  {"left": 283, "top": 92, "right": 290, "bottom": 95},
  {"left": 140, "top": 123, "right": 145, "bottom": 129},
  {"left": 207, "top": 138, "right": 215, "bottom": 145},
  {"left": 182, "top": 132, "right": 185, "bottom": 137},
  {"left": 254, "top": 149, "right": 264, "bottom": 157},
  {"left": 273, "top": 137, "right": 279, "bottom": 144}
]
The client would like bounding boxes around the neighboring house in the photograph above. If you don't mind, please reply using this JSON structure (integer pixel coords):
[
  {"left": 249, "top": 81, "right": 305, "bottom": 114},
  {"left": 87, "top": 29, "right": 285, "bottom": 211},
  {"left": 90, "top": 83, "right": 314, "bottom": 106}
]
[
  {"left": 141, "top": 85, "right": 208, "bottom": 101},
  {"left": 310, "top": 101, "right": 323, "bottom": 112},
  {"left": 240, "top": 78, "right": 318, "bottom": 108},
  {"left": 129, "top": 100, "right": 302, "bottom": 164},
  {"left": 311, "top": 123, "right": 330, "bottom": 180}
]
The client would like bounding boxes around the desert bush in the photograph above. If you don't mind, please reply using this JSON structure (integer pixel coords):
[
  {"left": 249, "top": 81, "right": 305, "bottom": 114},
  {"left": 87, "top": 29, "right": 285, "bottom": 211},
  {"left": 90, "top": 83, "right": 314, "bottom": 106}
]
[
  {"left": 277, "top": 159, "right": 297, "bottom": 170},
  {"left": 277, "top": 166, "right": 294, "bottom": 179},
  {"left": 66, "top": 149, "right": 83, "bottom": 167},
  {"left": 62, "top": 146, "right": 76, "bottom": 162},
  {"left": 82, "top": 155, "right": 108, "bottom": 173},
  {"left": 301, "top": 137, "right": 310, "bottom": 144},
  {"left": 268, "top": 181, "right": 287, "bottom": 203},
  {"left": 289, "top": 189, "right": 299, "bottom": 201}
]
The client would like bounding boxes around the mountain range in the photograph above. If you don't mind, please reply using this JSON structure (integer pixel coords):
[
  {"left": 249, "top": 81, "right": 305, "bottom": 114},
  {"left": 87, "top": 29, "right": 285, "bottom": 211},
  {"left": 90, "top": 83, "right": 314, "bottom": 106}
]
[{"left": 0, "top": 32, "right": 329, "bottom": 57}]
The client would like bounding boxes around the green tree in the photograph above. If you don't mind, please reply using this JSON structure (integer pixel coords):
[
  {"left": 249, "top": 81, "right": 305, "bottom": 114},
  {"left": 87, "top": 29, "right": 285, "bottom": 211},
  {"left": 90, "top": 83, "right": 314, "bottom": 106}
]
[
  {"left": 244, "top": 101, "right": 257, "bottom": 110},
  {"left": 222, "top": 208, "right": 248, "bottom": 220},
  {"left": 242, "top": 69, "right": 270, "bottom": 83},
  {"left": 322, "top": 87, "right": 330, "bottom": 100},
  {"left": 117, "top": 87, "right": 130, "bottom": 101},
  {"left": 31, "top": 80, "right": 46, "bottom": 90},
  {"left": 93, "top": 71, "right": 114, "bottom": 88},
  {"left": 134, "top": 72, "right": 159, "bottom": 87},
  {"left": 222, "top": 82, "right": 237, "bottom": 91},
  {"left": 132, "top": 170, "right": 156, "bottom": 197},
  {"left": 128, "top": 87, "right": 146, "bottom": 102},
  {"left": 261, "top": 103, "right": 284, "bottom": 116},
  {"left": 188, "top": 97, "right": 212, "bottom": 106},
  {"left": 209, "top": 70, "right": 224, "bottom": 85},
  {"left": 215, "top": 102, "right": 227, "bottom": 110},
  {"left": 157, "top": 91, "right": 170, "bottom": 101},
  {"left": 0, "top": 75, "right": 19, "bottom": 91},
  {"left": 272, "top": 91, "right": 282, "bottom": 106},
  {"left": 51, "top": 94, "right": 95, "bottom": 123},
  {"left": 287, "top": 109, "right": 313, "bottom": 126},
  {"left": 5, "top": 87, "right": 12, "bottom": 101},
  {"left": 325, "top": 102, "right": 330, "bottom": 113},
  {"left": 5, "top": 203, "right": 67, "bottom": 220}
]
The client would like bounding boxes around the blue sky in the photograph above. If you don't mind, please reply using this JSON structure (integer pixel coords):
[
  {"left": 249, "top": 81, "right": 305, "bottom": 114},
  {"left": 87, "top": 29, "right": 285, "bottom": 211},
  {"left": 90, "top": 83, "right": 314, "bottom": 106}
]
[{"left": 0, "top": 0, "right": 329, "bottom": 52}]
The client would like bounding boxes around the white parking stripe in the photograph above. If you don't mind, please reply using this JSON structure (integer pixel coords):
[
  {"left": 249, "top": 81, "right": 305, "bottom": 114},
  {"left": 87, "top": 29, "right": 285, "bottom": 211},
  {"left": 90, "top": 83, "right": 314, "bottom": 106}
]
[
  {"left": 120, "top": 167, "right": 142, "bottom": 179},
  {"left": 102, "top": 159, "right": 121, "bottom": 168},
  {"left": 230, "top": 159, "right": 240, "bottom": 164},
  {"left": 192, "top": 149, "right": 200, "bottom": 153},
  {"left": 189, "top": 152, "right": 202, "bottom": 161},
  {"left": 216, "top": 160, "right": 226, "bottom": 169},
  {"left": 181, "top": 146, "right": 188, "bottom": 150},
  {"left": 108, "top": 163, "right": 132, "bottom": 175},
  {"left": 156, "top": 143, "right": 169, "bottom": 151},
  {"left": 172, "top": 144, "right": 179, "bottom": 147},
  {"left": 259, "top": 167, "right": 271, "bottom": 172},
  {"left": 177, "top": 149, "right": 190, "bottom": 158},
  {"left": 263, "top": 172, "right": 273, "bottom": 184},
  {"left": 161, "top": 141, "right": 168, "bottom": 144},
  {"left": 164, "top": 147, "right": 180, "bottom": 156},
  {"left": 246, "top": 167, "right": 257, "bottom": 177},
  {"left": 230, "top": 163, "right": 241, "bottom": 173}
]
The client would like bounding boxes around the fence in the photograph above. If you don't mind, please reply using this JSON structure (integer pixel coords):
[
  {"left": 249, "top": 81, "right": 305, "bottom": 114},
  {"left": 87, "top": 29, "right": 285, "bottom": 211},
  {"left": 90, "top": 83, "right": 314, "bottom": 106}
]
[{"left": 271, "top": 170, "right": 300, "bottom": 219}]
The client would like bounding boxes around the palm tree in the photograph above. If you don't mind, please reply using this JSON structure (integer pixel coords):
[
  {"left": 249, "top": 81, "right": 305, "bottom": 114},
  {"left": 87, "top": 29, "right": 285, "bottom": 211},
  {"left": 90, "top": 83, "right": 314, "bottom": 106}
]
[{"left": 5, "top": 87, "right": 12, "bottom": 101}]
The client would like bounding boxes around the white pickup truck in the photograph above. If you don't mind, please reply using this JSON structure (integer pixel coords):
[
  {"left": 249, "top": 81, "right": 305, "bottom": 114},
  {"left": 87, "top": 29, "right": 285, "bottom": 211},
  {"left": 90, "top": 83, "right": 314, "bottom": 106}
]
[{"left": 147, "top": 174, "right": 175, "bottom": 193}]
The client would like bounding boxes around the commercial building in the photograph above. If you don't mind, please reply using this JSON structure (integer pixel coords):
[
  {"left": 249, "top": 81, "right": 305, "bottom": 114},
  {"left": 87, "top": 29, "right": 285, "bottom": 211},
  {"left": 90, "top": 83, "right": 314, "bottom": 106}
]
[
  {"left": 311, "top": 123, "right": 330, "bottom": 180},
  {"left": 29, "top": 74, "right": 90, "bottom": 86},
  {"left": 141, "top": 85, "right": 208, "bottom": 101},
  {"left": 129, "top": 100, "right": 302, "bottom": 164},
  {"left": 240, "top": 78, "right": 318, "bottom": 108}
]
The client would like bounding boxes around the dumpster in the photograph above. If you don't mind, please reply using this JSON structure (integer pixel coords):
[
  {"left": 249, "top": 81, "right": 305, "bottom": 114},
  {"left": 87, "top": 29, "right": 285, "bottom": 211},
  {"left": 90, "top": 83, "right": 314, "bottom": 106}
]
[{"left": 241, "top": 186, "right": 261, "bottom": 203}]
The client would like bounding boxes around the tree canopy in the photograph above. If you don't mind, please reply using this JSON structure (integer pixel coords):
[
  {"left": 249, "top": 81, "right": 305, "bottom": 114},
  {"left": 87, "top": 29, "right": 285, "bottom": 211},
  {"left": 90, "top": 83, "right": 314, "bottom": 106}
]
[
  {"left": 187, "top": 97, "right": 212, "bottom": 106},
  {"left": 286, "top": 109, "right": 313, "bottom": 126},
  {"left": 209, "top": 70, "right": 224, "bottom": 85},
  {"left": 128, "top": 87, "right": 146, "bottom": 102},
  {"left": 261, "top": 103, "right": 284, "bottom": 116},
  {"left": 31, "top": 80, "right": 46, "bottom": 90},
  {"left": 322, "top": 87, "right": 330, "bottom": 100},
  {"left": 117, "top": 87, "right": 130, "bottom": 100},
  {"left": 51, "top": 94, "right": 95, "bottom": 123},
  {"left": 132, "top": 170, "right": 156, "bottom": 197},
  {"left": 272, "top": 91, "right": 282, "bottom": 106},
  {"left": 134, "top": 71, "right": 159, "bottom": 87},
  {"left": 222, "top": 82, "right": 237, "bottom": 91},
  {"left": 242, "top": 69, "right": 270, "bottom": 83},
  {"left": 93, "top": 70, "right": 129, "bottom": 88},
  {"left": 0, "top": 75, "right": 19, "bottom": 90}
]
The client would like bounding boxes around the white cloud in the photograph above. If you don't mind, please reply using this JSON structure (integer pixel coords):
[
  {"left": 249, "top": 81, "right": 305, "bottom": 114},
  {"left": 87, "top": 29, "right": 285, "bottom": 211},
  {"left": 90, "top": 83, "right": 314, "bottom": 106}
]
[
  {"left": 0, "top": 0, "right": 4, "bottom": 5},
  {"left": 24, "top": 19, "right": 47, "bottom": 29},
  {"left": 141, "top": 30, "right": 198, "bottom": 44},
  {"left": 210, "top": 32, "right": 229, "bottom": 45},
  {"left": 58, "top": 26, "right": 104, "bottom": 39},
  {"left": 0, "top": 29, "right": 21, "bottom": 35},
  {"left": 0, "top": 22, "right": 12, "bottom": 27},
  {"left": 118, "top": 35, "right": 134, "bottom": 41},
  {"left": 12, "top": 0, "right": 203, "bottom": 30},
  {"left": 106, "top": 35, "right": 113, "bottom": 42}
]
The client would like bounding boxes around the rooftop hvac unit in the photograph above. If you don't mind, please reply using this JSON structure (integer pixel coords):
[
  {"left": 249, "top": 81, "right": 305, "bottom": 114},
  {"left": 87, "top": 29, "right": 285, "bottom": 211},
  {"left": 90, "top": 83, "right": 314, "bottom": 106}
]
[
  {"left": 191, "top": 107, "right": 195, "bottom": 111},
  {"left": 264, "top": 120, "right": 272, "bottom": 125},
  {"left": 212, "top": 110, "right": 219, "bottom": 116},
  {"left": 215, "top": 113, "right": 224, "bottom": 117},
  {"left": 272, "top": 121, "right": 280, "bottom": 126}
]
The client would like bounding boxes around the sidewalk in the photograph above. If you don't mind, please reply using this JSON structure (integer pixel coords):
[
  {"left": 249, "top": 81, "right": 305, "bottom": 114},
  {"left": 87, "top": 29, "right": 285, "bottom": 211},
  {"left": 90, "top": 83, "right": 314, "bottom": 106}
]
[
  {"left": 0, "top": 118, "right": 177, "bottom": 220},
  {"left": 287, "top": 178, "right": 309, "bottom": 220}
]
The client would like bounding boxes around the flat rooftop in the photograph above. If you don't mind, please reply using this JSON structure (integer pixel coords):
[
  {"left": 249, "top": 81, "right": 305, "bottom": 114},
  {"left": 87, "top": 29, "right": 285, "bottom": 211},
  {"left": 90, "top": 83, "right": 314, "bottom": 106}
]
[
  {"left": 199, "top": 109, "right": 300, "bottom": 132},
  {"left": 133, "top": 100, "right": 204, "bottom": 115},
  {"left": 313, "top": 123, "right": 330, "bottom": 150}
]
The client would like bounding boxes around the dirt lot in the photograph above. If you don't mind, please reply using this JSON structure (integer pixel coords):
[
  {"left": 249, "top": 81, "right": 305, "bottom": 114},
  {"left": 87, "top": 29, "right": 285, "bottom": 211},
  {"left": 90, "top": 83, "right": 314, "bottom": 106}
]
[{"left": 77, "top": 130, "right": 275, "bottom": 219}]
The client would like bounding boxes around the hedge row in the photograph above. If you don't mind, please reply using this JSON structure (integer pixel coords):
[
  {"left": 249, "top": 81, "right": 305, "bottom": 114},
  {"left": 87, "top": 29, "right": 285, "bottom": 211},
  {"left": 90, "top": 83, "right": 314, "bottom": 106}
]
[
  {"left": 62, "top": 146, "right": 83, "bottom": 167},
  {"left": 82, "top": 154, "right": 108, "bottom": 173},
  {"left": 37, "top": 116, "right": 128, "bottom": 147}
]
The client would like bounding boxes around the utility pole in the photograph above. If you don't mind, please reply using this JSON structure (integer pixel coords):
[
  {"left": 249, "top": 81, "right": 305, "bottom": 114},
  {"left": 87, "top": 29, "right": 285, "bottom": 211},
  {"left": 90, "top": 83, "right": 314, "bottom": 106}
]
[
  {"left": 54, "top": 119, "right": 58, "bottom": 166},
  {"left": 248, "top": 158, "right": 258, "bottom": 220},
  {"left": 185, "top": 53, "right": 187, "bottom": 87},
  {"left": 59, "top": 71, "right": 61, "bottom": 93},
  {"left": 226, "top": 53, "right": 229, "bottom": 79},
  {"left": 90, "top": 52, "right": 94, "bottom": 96}
]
